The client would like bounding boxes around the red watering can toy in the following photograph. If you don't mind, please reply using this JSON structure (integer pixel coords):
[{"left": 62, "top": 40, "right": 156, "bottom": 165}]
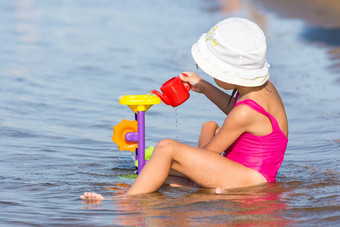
[{"left": 151, "top": 75, "right": 191, "bottom": 107}]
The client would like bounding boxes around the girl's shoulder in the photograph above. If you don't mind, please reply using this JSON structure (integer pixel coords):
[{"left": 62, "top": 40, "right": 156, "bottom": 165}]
[{"left": 227, "top": 103, "right": 258, "bottom": 127}]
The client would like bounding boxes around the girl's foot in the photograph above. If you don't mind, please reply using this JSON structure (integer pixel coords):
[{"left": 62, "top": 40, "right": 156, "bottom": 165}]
[
  {"left": 165, "top": 175, "right": 196, "bottom": 188},
  {"left": 80, "top": 192, "right": 104, "bottom": 201}
]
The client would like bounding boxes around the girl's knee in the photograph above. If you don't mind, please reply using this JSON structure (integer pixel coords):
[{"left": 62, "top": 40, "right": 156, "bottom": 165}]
[
  {"left": 155, "top": 139, "right": 177, "bottom": 153},
  {"left": 201, "top": 121, "right": 218, "bottom": 130},
  {"left": 202, "top": 121, "right": 217, "bottom": 127}
]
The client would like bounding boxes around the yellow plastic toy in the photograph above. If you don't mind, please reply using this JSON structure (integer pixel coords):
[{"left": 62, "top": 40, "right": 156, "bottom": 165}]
[{"left": 112, "top": 94, "right": 161, "bottom": 173}]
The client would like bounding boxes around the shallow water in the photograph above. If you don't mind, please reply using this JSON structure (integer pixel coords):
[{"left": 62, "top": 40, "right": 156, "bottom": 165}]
[{"left": 1, "top": 0, "right": 339, "bottom": 226}]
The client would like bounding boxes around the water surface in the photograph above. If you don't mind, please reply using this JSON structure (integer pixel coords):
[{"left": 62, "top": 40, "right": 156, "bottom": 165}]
[{"left": 0, "top": 0, "right": 339, "bottom": 226}]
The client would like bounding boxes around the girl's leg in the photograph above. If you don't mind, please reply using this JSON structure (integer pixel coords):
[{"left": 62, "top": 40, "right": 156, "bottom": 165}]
[
  {"left": 126, "top": 139, "right": 175, "bottom": 195},
  {"left": 198, "top": 121, "right": 220, "bottom": 148},
  {"left": 165, "top": 174, "right": 196, "bottom": 188},
  {"left": 127, "top": 139, "right": 266, "bottom": 195},
  {"left": 160, "top": 121, "right": 221, "bottom": 188}
]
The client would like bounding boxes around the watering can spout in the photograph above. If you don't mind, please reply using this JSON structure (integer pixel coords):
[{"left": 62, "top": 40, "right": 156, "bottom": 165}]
[{"left": 151, "top": 90, "right": 170, "bottom": 105}]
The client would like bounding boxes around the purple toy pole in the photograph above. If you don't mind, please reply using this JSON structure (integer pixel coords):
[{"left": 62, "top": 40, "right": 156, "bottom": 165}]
[
  {"left": 137, "top": 111, "right": 145, "bottom": 174},
  {"left": 135, "top": 113, "right": 138, "bottom": 170}
]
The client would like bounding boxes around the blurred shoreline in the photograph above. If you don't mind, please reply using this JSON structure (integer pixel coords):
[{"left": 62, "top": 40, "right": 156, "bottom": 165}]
[
  {"left": 217, "top": 0, "right": 340, "bottom": 28},
  {"left": 217, "top": 0, "right": 340, "bottom": 73},
  {"left": 252, "top": 0, "right": 340, "bottom": 28}
]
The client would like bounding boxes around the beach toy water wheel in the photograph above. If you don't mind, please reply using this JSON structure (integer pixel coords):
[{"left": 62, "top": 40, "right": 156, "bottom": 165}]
[{"left": 112, "top": 119, "right": 138, "bottom": 152}]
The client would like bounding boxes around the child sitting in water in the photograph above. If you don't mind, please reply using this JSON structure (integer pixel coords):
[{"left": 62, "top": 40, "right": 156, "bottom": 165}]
[{"left": 81, "top": 17, "right": 288, "bottom": 199}]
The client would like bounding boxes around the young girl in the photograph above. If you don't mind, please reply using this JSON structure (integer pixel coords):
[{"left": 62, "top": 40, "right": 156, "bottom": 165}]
[{"left": 81, "top": 17, "right": 288, "bottom": 199}]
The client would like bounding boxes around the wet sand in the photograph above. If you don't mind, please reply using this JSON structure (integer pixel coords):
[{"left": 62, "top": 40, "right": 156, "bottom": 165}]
[
  {"left": 218, "top": 0, "right": 340, "bottom": 74},
  {"left": 250, "top": 0, "right": 340, "bottom": 76},
  {"left": 253, "top": 0, "right": 340, "bottom": 28}
]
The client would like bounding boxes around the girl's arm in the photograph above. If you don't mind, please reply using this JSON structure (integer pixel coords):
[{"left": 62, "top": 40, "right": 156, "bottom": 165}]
[
  {"left": 198, "top": 80, "right": 235, "bottom": 115},
  {"left": 180, "top": 72, "right": 235, "bottom": 115},
  {"left": 201, "top": 105, "right": 252, "bottom": 154}
]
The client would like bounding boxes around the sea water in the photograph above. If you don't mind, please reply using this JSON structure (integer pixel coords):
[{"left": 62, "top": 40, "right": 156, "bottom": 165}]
[
  {"left": 175, "top": 107, "right": 179, "bottom": 140},
  {"left": 0, "top": 0, "right": 339, "bottom": 226}
]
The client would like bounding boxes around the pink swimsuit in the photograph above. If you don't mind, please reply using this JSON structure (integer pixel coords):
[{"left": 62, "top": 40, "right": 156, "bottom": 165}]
[{"left": 224, "top": 98, "right": 288, "bottom": 182}]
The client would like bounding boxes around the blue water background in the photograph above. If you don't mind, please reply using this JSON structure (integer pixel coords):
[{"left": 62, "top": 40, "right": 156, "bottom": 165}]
[{"left": 0, "top": 0, "right": 339, "bottom": 226}]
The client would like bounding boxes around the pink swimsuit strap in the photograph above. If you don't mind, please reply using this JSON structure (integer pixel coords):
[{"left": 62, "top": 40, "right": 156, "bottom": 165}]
[{"left": 234, "top": 99, "right": 282, "bottom": 133}]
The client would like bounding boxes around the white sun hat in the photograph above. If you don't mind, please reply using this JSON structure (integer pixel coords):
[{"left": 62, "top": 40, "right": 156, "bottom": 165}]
[{"left": 192, "top": 17, "right": 270, "bottom": 87}]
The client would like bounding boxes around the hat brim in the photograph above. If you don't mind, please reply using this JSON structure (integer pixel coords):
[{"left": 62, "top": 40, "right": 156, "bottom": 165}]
[{"left": 191, "top": 34, "right": 269, "bottom": 87}]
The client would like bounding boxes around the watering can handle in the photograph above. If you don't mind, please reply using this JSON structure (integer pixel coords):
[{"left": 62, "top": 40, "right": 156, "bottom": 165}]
[
  {"left": 181, "top": 73, "right": 191, "bottom": 91},
  {"left": 185, "top": 83, "right": 191, "bottom": 91}
]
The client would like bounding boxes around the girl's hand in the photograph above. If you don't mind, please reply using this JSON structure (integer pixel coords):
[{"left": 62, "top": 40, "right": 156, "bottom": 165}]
[
  {"left": 179, "top": 72, "right": 203, "bottom": 93},
  {"left": 214, "top": 125, "right": 221, "bottom": 135}
]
